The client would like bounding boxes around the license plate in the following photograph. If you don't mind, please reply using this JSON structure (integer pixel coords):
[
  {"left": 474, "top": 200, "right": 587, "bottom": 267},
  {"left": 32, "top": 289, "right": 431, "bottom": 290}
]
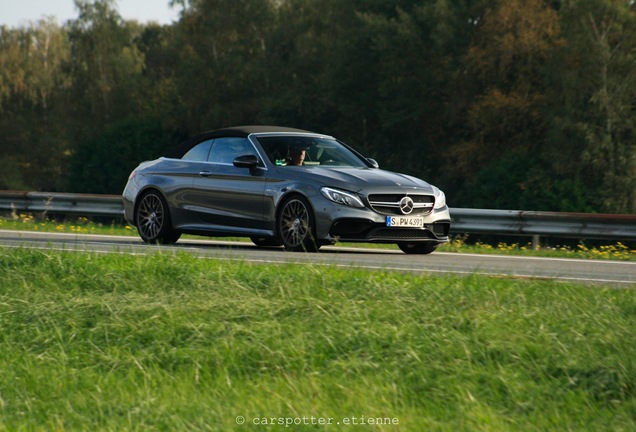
[{"left": 386, "top": 216, "right": 424, "bottom": 228}]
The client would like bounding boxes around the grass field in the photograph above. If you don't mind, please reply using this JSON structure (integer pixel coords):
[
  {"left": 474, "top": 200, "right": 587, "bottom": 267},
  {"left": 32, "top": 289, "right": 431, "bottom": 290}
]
[{"left": 0, "top": 247, "right": 635, "bottom": 431}]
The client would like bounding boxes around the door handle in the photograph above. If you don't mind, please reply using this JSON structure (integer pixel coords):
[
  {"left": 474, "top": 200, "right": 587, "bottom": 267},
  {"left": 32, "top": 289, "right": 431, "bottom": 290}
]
[{"left": 199, "top": 170, "right": 212, "bottom": 177}]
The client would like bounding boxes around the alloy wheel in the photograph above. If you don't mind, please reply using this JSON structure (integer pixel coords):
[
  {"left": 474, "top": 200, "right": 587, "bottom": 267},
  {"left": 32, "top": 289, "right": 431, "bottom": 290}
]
[
  {"left": 278, "top": 197, "right": 318, "bottom": 252},
  {"left": 138, "top": 193, "right": 164, "bottom": 240},
  {"left": 135, "top": 192, "right": 180, "bottom": 244}
]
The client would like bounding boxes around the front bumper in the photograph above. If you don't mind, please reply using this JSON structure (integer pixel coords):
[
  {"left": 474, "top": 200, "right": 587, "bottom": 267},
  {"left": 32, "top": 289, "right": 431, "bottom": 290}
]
[
  {"left": 313, "top": 196, "right": 451, "bottom": 244},
  {"left": 329, "top": 218, "right": 450, "bottom": 243}
]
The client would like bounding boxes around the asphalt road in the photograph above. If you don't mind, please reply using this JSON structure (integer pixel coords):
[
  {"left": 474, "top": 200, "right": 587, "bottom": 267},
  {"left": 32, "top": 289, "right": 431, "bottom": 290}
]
[{"left": 1, "top": 230, "right": 634, "bottom": 287}]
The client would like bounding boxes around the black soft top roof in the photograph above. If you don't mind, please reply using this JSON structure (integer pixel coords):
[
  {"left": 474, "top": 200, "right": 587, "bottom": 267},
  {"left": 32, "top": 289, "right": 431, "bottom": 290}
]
[{"left": 163, "top": 125, "right": 314, "bottom": 159}]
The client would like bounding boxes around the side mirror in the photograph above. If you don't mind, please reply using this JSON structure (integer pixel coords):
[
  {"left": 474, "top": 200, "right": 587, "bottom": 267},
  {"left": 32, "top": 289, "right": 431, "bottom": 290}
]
[
  {"left": 367, "top": 158, "right": 379, "bottom": 169},
  {"left": 233, "top": 154, "right": 259, "bottom": 169}
]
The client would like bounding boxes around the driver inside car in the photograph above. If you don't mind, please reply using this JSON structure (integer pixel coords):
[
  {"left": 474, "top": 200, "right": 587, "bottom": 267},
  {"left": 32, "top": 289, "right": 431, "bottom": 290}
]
[{"left": 287, "top": 145, "right": 307, "bottom": 166}]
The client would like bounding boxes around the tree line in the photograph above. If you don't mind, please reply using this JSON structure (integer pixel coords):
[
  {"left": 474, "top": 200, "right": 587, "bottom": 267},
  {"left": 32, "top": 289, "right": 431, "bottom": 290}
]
[{"left": 0, "top": 0, "right": 634, "bottom": 213}]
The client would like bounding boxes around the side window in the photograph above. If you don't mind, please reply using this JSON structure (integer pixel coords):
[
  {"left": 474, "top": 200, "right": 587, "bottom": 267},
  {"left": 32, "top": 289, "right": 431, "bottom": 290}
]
[
  {"left": 182, "top": 139, "right": 213, "bottom": 161},
  {"left": 208, "top": 137, "right": 256, "bottom": 165}
]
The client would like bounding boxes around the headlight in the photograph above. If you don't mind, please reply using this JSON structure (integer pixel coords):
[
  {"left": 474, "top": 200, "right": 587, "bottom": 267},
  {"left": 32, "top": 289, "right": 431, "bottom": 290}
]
[
  {"left": 433, "top": 186, "right": 446, "bottom": 209},
  {"left": 320, "top": 187, "right": 364, "bottom": 208}
]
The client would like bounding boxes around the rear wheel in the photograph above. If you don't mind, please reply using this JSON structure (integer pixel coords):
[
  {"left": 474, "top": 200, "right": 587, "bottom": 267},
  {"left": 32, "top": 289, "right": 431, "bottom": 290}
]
[
  {"left": 135, "top": 191, "right": 181, "bottom": 244},
  {"left": 277, "top": 196, "right": 319, "bottom": 252},
  {"left": 398, "top": 242, "right": 438, "bottom": 255}
]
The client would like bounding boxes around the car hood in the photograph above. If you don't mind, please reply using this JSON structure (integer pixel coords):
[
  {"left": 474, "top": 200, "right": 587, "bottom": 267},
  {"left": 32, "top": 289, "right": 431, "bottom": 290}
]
[{"left": 284, "top": 166, "right": 435, "bottom": 195}]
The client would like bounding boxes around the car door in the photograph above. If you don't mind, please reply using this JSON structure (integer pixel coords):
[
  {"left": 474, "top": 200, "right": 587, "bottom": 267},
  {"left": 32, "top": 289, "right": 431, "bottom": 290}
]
[{"left": 190, "top": 137, "right": 267, "bottom": 232}]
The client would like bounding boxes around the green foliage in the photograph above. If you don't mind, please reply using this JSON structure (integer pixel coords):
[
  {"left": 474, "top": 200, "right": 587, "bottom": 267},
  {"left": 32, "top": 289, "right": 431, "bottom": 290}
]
[
  {"left": 0, "top": 0, "right": 634, "bottom": 212},
  {"left": 68, "top": 118, "right": 186, "bottom": 194},
  {"left": 456, "top": 0, "right": 563, "bottom": 181},
  {"left": 459, "top": 152, "right": 594, "bottom": 212},
  {"left": 545, "top": 0, "right": 636, "bottom": 213},
  {"left": 66, "top": 0, "right": 147, "bottom": 129},
  {"left": 0, "top": 19, "right": 71, "bottom": 190},
  {"left": 0, "top": 248, "right": 635, "bottom": 430}
]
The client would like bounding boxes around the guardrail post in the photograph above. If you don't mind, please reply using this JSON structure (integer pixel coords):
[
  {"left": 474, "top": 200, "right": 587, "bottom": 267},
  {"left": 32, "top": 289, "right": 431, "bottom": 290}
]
[{"left": 532, "top": 234, "right": 540, "bottom": 251}]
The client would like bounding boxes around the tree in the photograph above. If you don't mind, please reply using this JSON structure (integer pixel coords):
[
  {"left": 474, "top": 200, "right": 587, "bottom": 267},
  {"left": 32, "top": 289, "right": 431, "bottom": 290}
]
[
  {"left": 0, "top": 19, "right": 71, "bottom": 190},
  {"left": 547, "top": 0, "right": 636, "bottom": 213},
  {"left": 357, "top": 0, "right": 481, "bottom": 175},
  {"left": 449, "top": 0, "right": 567, "bottom": 209},
  {"left": 66, "top": 0, "right": 145, "bottom": 129},
  {"left": 461, "top": 0, "right": 563, "bottom": 172},
  {"left": 170, "top": 0, "right": 275, "bottom": 132}
]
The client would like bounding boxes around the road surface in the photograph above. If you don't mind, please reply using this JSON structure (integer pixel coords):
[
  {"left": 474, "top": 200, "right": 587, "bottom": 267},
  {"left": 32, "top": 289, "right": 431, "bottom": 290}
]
[{"left": 1, "top": 230, "right": 634, "bottom": 287}]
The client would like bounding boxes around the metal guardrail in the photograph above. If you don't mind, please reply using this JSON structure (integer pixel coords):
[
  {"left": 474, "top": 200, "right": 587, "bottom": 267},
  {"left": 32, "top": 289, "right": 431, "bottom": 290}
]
[
  {"left": 0, "top": 191, "right": 124, "bottom": 218},
  {"left": 450, "top": 208, "right": 636, "bottom": 247},
  {"left": 1, "top": 191, "right": 635, "bottom": 243}
]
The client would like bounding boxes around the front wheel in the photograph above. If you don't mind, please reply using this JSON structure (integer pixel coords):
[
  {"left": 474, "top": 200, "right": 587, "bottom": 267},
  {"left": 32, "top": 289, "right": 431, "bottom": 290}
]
[
  {"left": 277, "top": 196, "right": 319, "bottom": 252},
  {"left": 398, "top": 242, "right": 438, "bottom": 255},
  {"left": 135, "top": 191, "right": 181, "bottom": 244}
]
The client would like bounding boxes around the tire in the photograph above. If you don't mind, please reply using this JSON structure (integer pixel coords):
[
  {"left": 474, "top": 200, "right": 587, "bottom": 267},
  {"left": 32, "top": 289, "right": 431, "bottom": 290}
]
[
  {"left": 135, "top": 191, "right": 181, "bottom": 244},
  {"left": 398, "top": 242, "right": 438, "bottom": 255},
  {"left": 250, "top": 236, "right": 283, "bottom": 247},
  {"left": 277, "top": 196, "right": 319, "bottom": 252}
]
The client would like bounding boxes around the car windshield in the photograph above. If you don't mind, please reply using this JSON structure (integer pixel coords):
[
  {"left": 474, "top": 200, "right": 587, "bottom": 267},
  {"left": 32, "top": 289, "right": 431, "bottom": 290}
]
[{"left": 256, "top": 136, "right": 368, "bottom": 168}]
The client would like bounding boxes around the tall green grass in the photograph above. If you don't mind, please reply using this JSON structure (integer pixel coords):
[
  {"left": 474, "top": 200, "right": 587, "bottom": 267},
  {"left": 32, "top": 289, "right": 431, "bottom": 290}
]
[{"left": 0, "top": 248, "right": 635, "bottom": 431}]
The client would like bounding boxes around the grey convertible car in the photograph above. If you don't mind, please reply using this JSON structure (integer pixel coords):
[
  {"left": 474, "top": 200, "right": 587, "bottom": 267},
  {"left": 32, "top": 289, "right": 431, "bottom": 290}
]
[{"left": 122, "top": 126, "right": 450, "bottom": 253}]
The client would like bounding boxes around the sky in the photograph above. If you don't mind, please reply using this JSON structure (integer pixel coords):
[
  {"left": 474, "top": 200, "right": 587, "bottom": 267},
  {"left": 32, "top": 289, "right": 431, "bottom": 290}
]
[{"left": 0, "top": 0, "right": 182, "bottom": 28}]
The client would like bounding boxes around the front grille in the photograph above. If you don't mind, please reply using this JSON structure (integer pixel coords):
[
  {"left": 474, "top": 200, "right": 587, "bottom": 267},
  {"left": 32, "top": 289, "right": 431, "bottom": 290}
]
[
  {"left": 370, "top": 228, "right": 436, "bottom": 240},
  {"left": 367, "top": 194, "right": 435, "bottom": 215}
]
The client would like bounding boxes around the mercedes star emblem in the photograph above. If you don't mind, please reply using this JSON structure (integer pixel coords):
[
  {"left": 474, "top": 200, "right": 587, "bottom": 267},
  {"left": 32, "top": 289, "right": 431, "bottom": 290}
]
[{"left": 399, "top": 196, "right": 414, "bottom": 215}]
